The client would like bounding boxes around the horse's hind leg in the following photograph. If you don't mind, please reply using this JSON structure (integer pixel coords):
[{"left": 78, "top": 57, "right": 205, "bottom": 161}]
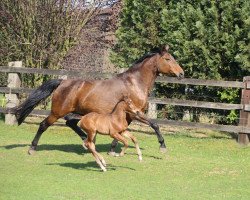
[
  {"left": 122, "top": 130, "right": 142, "bottom": 161},
  {"left": 65, "top": 114, "right": 87, "bottom": 142},
  {"left": 107, "top": 139, "right": 119, "bottom": 156},
  {"left": 28, "top": 114, "right": 58, "bottom": 155}
]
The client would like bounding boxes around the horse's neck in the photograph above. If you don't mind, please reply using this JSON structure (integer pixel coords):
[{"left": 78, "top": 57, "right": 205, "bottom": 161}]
[{"left": 124, "top": 56, "right": 158, "bottom": 95}]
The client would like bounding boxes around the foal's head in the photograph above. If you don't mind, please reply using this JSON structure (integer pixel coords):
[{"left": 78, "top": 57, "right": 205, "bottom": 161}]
[
  {"left": 123, "top": 96, "right": 141, "bottom": 115},
  {"left": 156, "top": 45, "right": 184, "bottom": 79}
]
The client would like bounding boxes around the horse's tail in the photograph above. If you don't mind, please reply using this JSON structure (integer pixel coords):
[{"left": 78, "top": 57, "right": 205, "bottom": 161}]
[{"left": 14, "top": 79, "right": 63, "bottom": 125}]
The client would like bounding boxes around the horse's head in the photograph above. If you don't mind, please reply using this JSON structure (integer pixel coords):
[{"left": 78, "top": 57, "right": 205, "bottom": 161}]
[{"left": 157, "top": 45, "right": 184, "bottom": 79}]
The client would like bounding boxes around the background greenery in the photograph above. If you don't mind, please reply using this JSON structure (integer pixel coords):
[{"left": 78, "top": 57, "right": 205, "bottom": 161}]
[
  {"left": 111, "top": 0, "right": 250, "bottom": 124},
  {"left": 0, "top": 121, "right": 249, "bottom": 200}
]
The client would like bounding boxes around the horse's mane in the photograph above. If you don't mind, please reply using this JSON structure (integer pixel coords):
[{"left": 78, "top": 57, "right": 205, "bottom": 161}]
[
  {"left": 116, "top": 47, "right": 161, "bottom": 76},
  {"left": 134, "top": 53, "right": 158, "bottom": 65},
  {"left": 129, "top": 48, "right": 161, "bottom": 69}
]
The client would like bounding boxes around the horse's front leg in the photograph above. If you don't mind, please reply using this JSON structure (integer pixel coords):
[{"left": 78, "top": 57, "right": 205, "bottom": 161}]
[
  {"left": 150, "top": 121, "right": 166, "bottom": 153},
  {"left": 135, "top": 114, "right": 167, "bottom": 153}
]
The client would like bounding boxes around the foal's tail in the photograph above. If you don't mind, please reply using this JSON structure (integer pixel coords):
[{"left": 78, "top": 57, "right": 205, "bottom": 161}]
[{"left": 14, "top": 79, "right": 63, "bottom": 125}]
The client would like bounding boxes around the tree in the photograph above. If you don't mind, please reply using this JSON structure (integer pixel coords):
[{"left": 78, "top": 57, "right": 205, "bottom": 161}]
[
  {"left": 111, "top": 0, "right": 250, "bottom": 124},
  {"left": 110, "top": 0, "right": 166, "bottom": 67},
  {"left": 160, "top": 0, "right": 250, "bottom": 80},
  {"left": 0, "top": 0, "right": 103, "bottom": 86}
]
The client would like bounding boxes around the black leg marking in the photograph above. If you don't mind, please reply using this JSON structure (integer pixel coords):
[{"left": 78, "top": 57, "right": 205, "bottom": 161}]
[
  {"left": 29, "top": 119, "right": 50, "bottom": 154},
  {"left": 109, "top": 139, "right": 119, "bottom": 153},
  {"left": 150, "top": 122, "right": 167, "bottom": 150},
  {"left": 66, "top": 119, "right": 87, "bottom": 140}
]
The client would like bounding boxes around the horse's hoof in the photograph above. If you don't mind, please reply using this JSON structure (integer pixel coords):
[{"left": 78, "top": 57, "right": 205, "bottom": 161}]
[
  {"left": 107, "top": 151, "right": 116, "bottom": 156},
  {"left": 28, "top": 148, "right": 36, "bottom": 155},
  {"left": 159, "top": 147, "right": 167, "bottom": 153}
]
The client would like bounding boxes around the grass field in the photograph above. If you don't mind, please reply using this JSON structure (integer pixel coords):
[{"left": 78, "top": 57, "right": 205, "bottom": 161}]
[{"left": 0, "top": 120, "right": 249, "bottom": 200}]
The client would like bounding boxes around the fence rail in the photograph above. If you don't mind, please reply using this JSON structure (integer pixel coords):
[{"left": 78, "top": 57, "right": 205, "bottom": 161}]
[
  {"left": 156, "top": 76, "right": 246, "bottom": 89},
  {"left": 0, "top": 62, "right": 249, "bottom": 145}
]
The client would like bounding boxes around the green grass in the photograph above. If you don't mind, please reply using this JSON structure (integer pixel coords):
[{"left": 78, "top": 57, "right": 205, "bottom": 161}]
[{"left": 0, "top": 121, "right": 249, "bottom": 200}]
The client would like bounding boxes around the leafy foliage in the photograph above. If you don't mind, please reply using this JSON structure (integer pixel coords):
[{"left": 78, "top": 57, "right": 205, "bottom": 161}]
[
  {"left": 111, "top": 0, "right": 250, "bottom": 124},
  {"left": 110, "top": 0, "right": 165, "bottom": 67}
]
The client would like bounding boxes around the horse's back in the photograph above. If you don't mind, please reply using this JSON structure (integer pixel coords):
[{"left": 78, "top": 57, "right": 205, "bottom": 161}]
[
  {"left": 76, "top": 78, "right": 126, "bottom": 114},
  {"left": 51, "top": 79, "right": 94, "bottom": 116},
  {"left": 51, "top": 78, "right": 126, "bottom": 117}
]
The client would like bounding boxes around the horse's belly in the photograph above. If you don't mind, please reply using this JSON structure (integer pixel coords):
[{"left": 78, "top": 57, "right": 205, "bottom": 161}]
[{"left": 77, "top": 81, "right": 126, "bottom": 114}]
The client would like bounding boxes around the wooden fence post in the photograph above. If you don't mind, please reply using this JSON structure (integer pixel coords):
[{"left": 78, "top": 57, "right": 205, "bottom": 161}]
[
  {"left": 147, "top": 87, "right": 157, "bottom": 119},
  {"left": 5, "top": 61, "right": 22, "bottom": 125},
  {"left": 238, "top": 76, "right": 250, "bottom": 145}
]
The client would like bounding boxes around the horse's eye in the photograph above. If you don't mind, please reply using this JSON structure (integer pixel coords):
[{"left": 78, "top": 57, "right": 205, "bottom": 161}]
[{"left": 165, "top": 58, "right": 171, "bottom": 61}]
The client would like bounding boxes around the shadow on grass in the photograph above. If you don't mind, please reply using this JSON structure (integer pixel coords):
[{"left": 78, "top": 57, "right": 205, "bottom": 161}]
[
  {"left": 1, "top": 143, "right": 112, "bottom": 155},
  {"left": 0, "top": 143, "right": 145, "bottom": 156},
  {"left": 0, "top": 144, "right": 29, "bottom": 149},
  {"left": 47, "top": 161, "right": 136, "bottom": 171}
]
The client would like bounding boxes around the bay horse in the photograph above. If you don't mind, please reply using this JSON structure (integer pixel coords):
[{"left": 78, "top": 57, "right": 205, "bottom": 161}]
[
  {"left": 14, "top": 45, "right": 184, "bottom": 155},
  {"left": 80, "top": 96, "right": 143, "bottom": 171}
]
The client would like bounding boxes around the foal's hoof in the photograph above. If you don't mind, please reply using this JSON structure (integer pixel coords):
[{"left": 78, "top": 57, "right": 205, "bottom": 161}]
[
  {"left": 82, "top": 142, "right": 88, "bottom": 150},
  {"left": 159, "top": 147, "right": 167, "bottom": 153},
  {"left": 102, "top": 168, "right": 107, "bottom": 172},
  {"left": 28, "top": 147, "right": 36, "bottom": 155},
  {"left": 138, "top": 155, "right": 143, "bottom": 162}
]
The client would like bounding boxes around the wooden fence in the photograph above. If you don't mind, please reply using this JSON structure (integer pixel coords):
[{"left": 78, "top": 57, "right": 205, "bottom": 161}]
[{"left": 0, "top": 61, "right": 249, "bottom": 145}]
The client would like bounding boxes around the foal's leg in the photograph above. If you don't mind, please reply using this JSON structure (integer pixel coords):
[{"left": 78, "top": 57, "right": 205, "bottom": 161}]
[
  {"left": 28, "top": 114, "right": 58, "bottom": 155},
  {"left": 109, "top": 116, "right": 167, "bottom": 153},
  {"left": 121, "top": 130, "right": 142, "bottom": 161},
  {"left": 108, "top": 119, "right": 132, "bottom": 155},
  {"left": 85, "top": 132, "right": 107, "bottom": 172},
  {"left": 110, "top": 133, "right": 129, "bottom": 157}
]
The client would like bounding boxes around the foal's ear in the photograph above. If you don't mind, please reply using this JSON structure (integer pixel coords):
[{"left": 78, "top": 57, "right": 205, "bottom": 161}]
[{"left": 123, "top": 96, "right": 131, "bottom": 104}]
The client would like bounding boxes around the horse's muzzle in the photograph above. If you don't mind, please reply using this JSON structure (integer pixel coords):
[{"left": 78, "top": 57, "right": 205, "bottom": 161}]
[{"left": 178, "top": 72, "right": 184, "bottom": 79}]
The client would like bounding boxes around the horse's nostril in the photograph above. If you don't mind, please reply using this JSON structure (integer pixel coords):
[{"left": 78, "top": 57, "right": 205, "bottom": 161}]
[{"left": 179, "top": 72, "right": 184, "bottom": 78}]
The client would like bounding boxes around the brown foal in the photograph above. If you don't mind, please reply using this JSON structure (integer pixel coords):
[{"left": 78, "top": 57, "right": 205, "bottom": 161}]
[{"left": 79, "top": 97, "right": 143, "bottom": 172}]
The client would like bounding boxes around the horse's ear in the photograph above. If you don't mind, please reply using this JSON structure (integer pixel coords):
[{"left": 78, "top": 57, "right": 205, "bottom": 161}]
[
  {"left": 165, "top": 45, "right": 169, "bottom": 52},
  {"left": 160, "top": 45, "right": 169, "bottom": 54}
]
